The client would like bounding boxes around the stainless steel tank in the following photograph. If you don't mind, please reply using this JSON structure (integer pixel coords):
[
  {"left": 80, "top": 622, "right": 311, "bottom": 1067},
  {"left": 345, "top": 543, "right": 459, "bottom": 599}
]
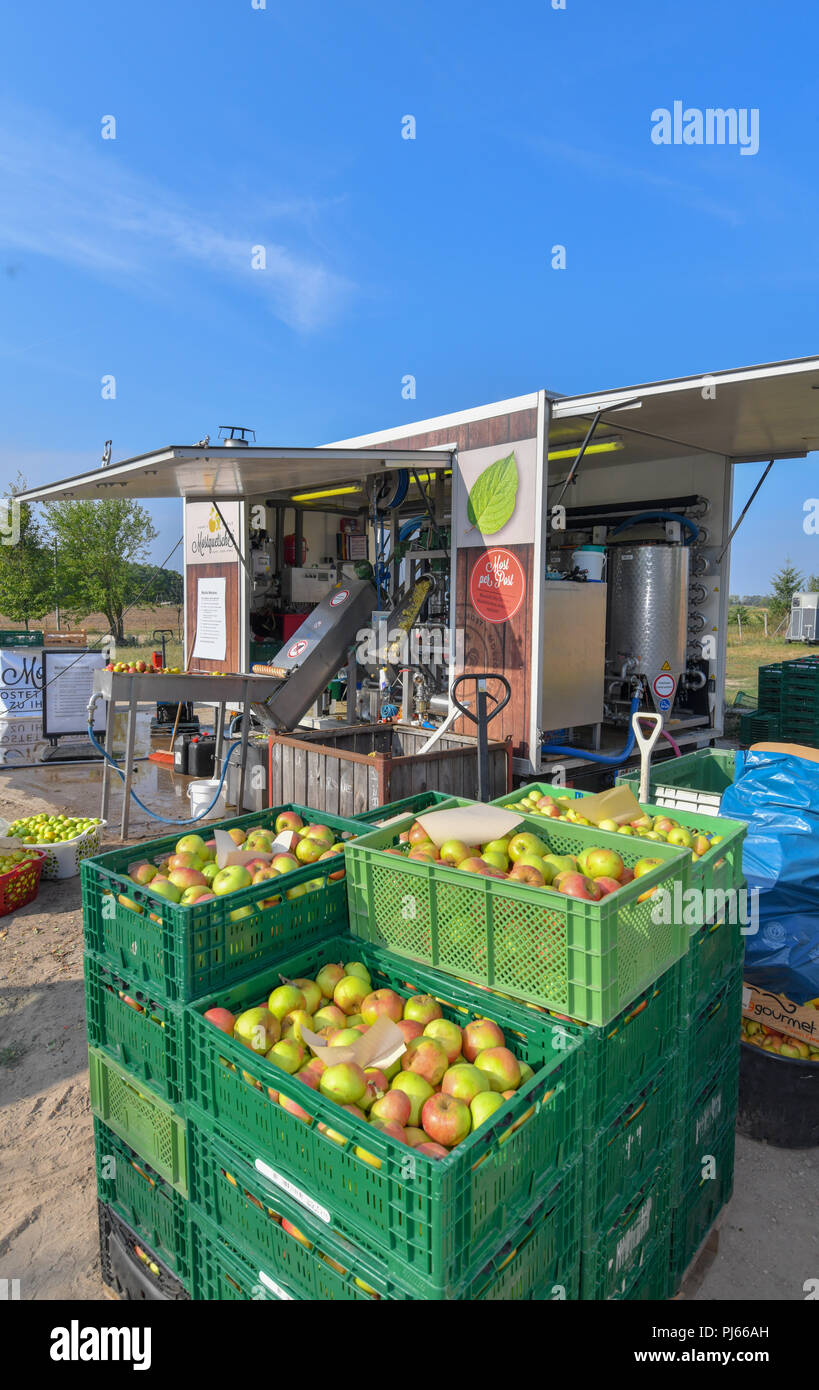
[{"left": 606, "top": 543, "right": 689, "bottom": 714}]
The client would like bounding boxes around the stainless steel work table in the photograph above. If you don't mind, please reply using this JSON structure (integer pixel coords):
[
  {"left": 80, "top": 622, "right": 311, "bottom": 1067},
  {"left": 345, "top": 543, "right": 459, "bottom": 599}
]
[{"left": 93, "top": 670, "right": 284, "bottom": 838}]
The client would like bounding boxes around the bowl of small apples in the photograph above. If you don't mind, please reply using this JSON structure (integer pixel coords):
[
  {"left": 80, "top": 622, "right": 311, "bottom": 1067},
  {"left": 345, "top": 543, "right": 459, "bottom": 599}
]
[{"left": 6, "top": 812, "right": 106, "bottom": 879}]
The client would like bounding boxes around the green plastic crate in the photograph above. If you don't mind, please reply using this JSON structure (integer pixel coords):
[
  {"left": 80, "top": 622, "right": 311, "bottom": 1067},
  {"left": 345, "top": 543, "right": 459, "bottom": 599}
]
[
  {"left": 344, "top": 806, "right": 690, "bottom": 1027},
  {"left": 93, "top": 1118, "right": 191, "bottom": 1288},
  {"left": 0, "top": 630, "right": 43, "bottom": 646},
  {"left": 582, "top": 1055, "right": 678, "bottom": 1244},
  {"left": 352, "top": 791, "right": 459, "bottom": 823},
  {"left": 183, "top": 933, "right": 583, "bottom": 1296},
  {"left": 492, "top": 781, "right": 746, "bottom": 900},
  {"left": 616, "top": 749, "right": 737, "bottom": 814},
  {"left": 88, "top": 1046, "right": 188, "bottom": 1196},
  {"left": 580, "top": 1159, "right": 673, "bottom": 1300},
  {"left": 679, "top": 913, "right": 745, "bottom": 1021},
  {"left": 620, "top": 1227, "right": 672, "bottom": 1300},
  {"left": 757, "top": 663, "right": 782, "bottom": 713},
  {"left": 82, "top": 803, "right": 361, "bottom": 1003},
  {"left": 187, "top": 1123, "right": 581, "bottom": 1301},
  {"left": 84, "top": 951, "right": 185, "bottom": 1105},
  {"left": 738, "top": 710, "right": 781, "bottom": 746},
  {"left": 670, "top": 1122, "right": 735, "bottom": 1289},
  {"left": 678, "top": 965, "right": 743, "bottom": 1107},
  {"left": 673, "top": 1050, "right": 740, "bottom": 1203}
]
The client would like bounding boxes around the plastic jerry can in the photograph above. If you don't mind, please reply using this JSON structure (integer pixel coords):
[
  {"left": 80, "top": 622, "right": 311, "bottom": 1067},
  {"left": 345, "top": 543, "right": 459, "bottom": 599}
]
[
  {"left": 173, "top": 734, "right": 190, "bottom": 774},
  {"left": 188, "top": 736, "right": 216, "bottom": 777}
]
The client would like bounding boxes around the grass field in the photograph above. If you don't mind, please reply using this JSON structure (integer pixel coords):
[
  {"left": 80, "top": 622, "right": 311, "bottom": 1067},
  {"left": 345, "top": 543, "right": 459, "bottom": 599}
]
[{"left": 724, "top": 633, "right": 794, "bottom": 703}]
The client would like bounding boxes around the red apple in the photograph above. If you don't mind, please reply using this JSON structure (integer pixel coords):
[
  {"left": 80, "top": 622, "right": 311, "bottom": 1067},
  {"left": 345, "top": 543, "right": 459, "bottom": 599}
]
[
  {"left": 462, "top": 1018, "right": 505, "bottom": 1062},
  {"left": 275, "top": 811, "right": 304, "bottom": 833},
  {"left": 370, "top": 1089, "right": 412, "bottom": 1127},
  {"left": 397, "top": 1018, "right": 425, "bottom": 1045},
  {"left": 401, "top": 1036, "right": 449, "bottom": 1087},
  {"left": 204, "top": 1007, "right": 236, "bottom": 1035},
  {"left": 421, "top": 1093, "right": 471, "bottom": 1148},
  {"left": 509, "top": 862, "right": 546, "bottom": 887},
  {"left": 415, "top": 1141, "right": 449, "bottom": 1159},
  {"left": 361, "top": 989, "right": 405, "bottom": 1026}
]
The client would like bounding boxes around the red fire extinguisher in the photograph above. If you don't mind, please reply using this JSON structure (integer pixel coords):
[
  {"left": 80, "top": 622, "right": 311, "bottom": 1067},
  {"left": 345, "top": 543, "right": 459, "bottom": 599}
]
[{"left": 284, "top": 534, "right": 308, "bottom": 566}]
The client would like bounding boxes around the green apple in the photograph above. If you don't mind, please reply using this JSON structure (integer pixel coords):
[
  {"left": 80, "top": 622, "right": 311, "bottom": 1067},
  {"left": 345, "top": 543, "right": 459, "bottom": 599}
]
[
  {"left": 268, "top": 984, "right": 306, "bottom": 1020},
  {"left": 212, "top": 864, "right": 253, "bottom": 895},
  {"left": 483, "top": 837, "right": 512, "bottom": 856},
  {"left": 470, "top": 1091, "right": 506, "bottom": 1128},
  {"left": 508, "top": 832, "right": 549, "bottom": 863},
  {"left": 481, "top": 850, "right": 508, "bottom": 872},
  {"left": 389, "top": 1072, "right": 435, "bottom": 1126}
]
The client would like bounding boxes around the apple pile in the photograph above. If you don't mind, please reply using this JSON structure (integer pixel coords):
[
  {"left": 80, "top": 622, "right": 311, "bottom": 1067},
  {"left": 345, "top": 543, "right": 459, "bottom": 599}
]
[
  {"left": 387, "top": 819, "right": 661, "bottom": 903},
  {"left": 8, "top": 812, "right": 101, "bottom": 844},
  {"left": 104, "top": 661, "right": 183, "bottom": 674},
  {"left": 118, "top": 813, "right": 346, "bottom": 917},
  {"left": 0, "top": 847, "right": 43, "bottom": 876},
  {"left": 513, "top": 788, "right": 722, "bottom": 863},
  {"left": 205, "top": 959, "right": 537, "bottom": 1159},
  {"left": 741, "top": 1009, "right": 819, "bottom": 1062}
]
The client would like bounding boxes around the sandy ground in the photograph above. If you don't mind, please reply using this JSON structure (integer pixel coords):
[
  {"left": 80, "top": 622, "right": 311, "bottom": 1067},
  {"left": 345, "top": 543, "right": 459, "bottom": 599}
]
[{"left": 1, "top": 765, "right": 817, "bottom": 1302}]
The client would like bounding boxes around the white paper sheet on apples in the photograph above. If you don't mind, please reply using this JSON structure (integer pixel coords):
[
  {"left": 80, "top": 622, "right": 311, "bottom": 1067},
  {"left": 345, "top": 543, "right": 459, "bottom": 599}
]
[
  {"left": 415, "top": 805, "right": 522, "bottom": 847},
  {"left": 298, "top": 1014, "right": 406, "bottom": 1071},
  {"left": 213, "top": 826, "right": 317, "bottom": 869}
]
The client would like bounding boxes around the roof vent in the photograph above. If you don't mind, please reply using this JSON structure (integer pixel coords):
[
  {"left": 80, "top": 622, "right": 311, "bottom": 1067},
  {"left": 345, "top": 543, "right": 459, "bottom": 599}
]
[{"left": 218, "top": 425, "right": 256, "bottom": 447}]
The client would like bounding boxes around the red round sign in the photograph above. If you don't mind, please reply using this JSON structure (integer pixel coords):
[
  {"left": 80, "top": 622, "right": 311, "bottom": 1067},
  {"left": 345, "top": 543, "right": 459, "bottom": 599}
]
[
  {"left": 469, "top": 548, "right": 526, "bottom": 624},
  {"left": 288, "top": 639, "right": 308, "bottom": 659},
  {"left": 330, "top": 589, "right": 349, "bottom": 607}
]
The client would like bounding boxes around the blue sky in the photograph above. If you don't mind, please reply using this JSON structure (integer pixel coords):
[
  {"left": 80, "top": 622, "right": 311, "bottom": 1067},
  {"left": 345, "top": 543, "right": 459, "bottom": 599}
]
[{"left": 1, "top": 0, "right": 818, "bottom": 594}]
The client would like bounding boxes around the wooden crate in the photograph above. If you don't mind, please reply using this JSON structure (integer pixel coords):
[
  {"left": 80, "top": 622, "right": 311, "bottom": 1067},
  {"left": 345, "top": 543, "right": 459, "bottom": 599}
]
[{"left": 262, "top": 722, "right": 510, "bottom": 817}]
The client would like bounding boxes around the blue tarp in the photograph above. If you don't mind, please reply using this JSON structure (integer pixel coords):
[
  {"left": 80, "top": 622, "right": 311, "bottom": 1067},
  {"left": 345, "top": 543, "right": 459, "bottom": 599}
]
[{"left": 721, "top": 750, "right": 819, "bottom": 1003}]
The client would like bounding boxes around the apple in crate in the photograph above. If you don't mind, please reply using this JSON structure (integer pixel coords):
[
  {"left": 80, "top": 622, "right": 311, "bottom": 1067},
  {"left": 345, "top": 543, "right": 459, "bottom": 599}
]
[
  {"left": 234, "top": 1007, "right": 280, "bottom": 1053},
  {"left": 361, "top": 989, "right": 405, "bottom": 1026},
  {"left": 422, "top": 1093, "right": 471, "bottom": 1148},
  {"left": 304, "top": 824, "right": 334, "bottom": 848},
  {"left": 401, "top": 1036, "right": 449, "bottom": 1087},
  {"left": 370, "top": 1089, "right": 412, "bottom": 1127},
  {"left": 423, "top": 1017, "right": 463, "bottom": 1063},
  {"left": 333, "top": 975, "right": 369, "bottom": 1015},
  {"left": 129, "top": 861, "right": 157, "bottom": 886},
  {"left": 508, "top": 832, "right": 548, "bottom": 863},
  {"left": 204, "top": 1007, "right": 236, "bottom": 1035},
  {"left": 442, "top": 1063, "right": 491, "bottom": 1103},
  {"left": 439, "top": 839, "right": 472, "bottom": 866},
  {"left": 149, "top": 879, "right": 182, "bottom": 904},
  {"left": 404, "top": 994, "right": 442, "bottom": 1026},
  {"left": 474, "top": 1047, "right": 521, "bottom": 1092},
  {"left": 275, "top": 811, "right": 304, "bottom": 833},
  {"left": 462, "top": 1018, "right": 504, "bottom": 1061},
  {"left": 390, "top": 1072, "right": 434, "bottom": 1126},
  {"left": 470, "top": 1091, "right": 506, "bottom": 1128},
  {"left": 509, "top": 861, "right": 545, "bottom": 887},
  {"left": 295, "top": 837, "right": 324, "bottom": 866},
  {"left": 320, "top": 1062, "right": 367, "bottom": 1106},
  {"left": 584, "top": 847, "right": 625, "bottom": 881},
  {"left": 175, "top": 833, "right": 209, "bottom": 859},
  {"left": 212, "top": 864, "right": 253, "bottom": 895}
]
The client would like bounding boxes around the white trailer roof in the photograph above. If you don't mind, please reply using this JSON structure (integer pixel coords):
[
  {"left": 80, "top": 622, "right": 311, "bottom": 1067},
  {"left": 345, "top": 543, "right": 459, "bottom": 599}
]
[{"left": 16, "top": 445, "right": 454, "bottom": 504}]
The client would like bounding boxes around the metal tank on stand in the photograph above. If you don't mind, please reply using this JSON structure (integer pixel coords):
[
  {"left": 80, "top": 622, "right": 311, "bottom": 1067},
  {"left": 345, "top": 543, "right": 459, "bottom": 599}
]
[{"left": 605, "top": 543, "right": 689, "bottom": 717}]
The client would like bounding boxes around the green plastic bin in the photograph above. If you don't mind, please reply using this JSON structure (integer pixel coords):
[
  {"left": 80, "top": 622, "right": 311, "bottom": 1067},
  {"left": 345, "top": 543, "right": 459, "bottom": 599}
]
[
  {"left": 673, "top": 1049, "right": 740, "bottom": 1203},
  {"left": 582, "top": 1055, "right": 678, "bottom": 1244},
  {"left": 616, "top": 749, "right": 737, "bottom": 814},
  {"left": 187, "top": 1125, "right": 580, "bottom": 1301},
  {"left": 492, "top": 781, "right": 747, "bottom": 900},
  {"left": 183, "top": 932, "right": 583, "bottom": 1297},
  {"left": 81, "top": 803, "right": 361, "bottom": 1003},
  {"left": 352, "top": 791, "right": 459, "bottom": 824},
  {"left": 580, "top": 1159, "right": 673, "bottom": 1300},
  {"left": 94, "top": 1118, "right": 191, "bottom": 1288},
  {"left": 678, "top": 965, "right": 743, "bottom": 1108},
  {"left": 670, "top": 1122, "right": 735, "bottom": 1290},
  {"left": 344, "top": 805, "right": 690, "bottom": 1026},
  {"left": 88, "top": 1046, "right": 188, "bottom": 1196},
  {"left": 679, "top": 912, "right": 745, "bottom": 1021},
  {"left": 84, "top": 951, "right": 185, "bottom": 1105}
]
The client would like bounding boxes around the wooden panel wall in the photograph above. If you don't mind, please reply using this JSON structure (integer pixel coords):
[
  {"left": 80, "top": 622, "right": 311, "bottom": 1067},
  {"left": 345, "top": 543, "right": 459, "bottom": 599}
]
[
  {"left": 185, "top": 562, "right": 240, "bottom": 672},
  {"left": 362, "top": 407, "right": 539, "bottom": 762}
]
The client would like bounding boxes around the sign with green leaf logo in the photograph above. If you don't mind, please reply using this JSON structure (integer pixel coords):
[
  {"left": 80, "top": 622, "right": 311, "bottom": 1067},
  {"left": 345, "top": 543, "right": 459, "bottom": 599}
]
[{"left": 466, "top": 451, "right": 519, "bottom": 535}]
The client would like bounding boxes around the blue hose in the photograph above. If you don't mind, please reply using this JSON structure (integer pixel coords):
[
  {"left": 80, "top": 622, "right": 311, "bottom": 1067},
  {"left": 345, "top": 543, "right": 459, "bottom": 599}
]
[
  {"left": 541, "top": 694, "right": 641, "bottom": 765},
  {"left": 610, "top": 511, "right": 699, "bottom": 545},
  {"left": 87, "top": 725, "right": 244, "bottom": 824}
]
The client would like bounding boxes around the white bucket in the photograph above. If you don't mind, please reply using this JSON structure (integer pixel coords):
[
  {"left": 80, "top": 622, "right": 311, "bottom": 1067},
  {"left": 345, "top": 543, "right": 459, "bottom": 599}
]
[
  {"left": 187, "top": 779, "right": 226, "bottom": 818},
  {"left": 572, "top": 546, "right": 607, "bottom": 581}
]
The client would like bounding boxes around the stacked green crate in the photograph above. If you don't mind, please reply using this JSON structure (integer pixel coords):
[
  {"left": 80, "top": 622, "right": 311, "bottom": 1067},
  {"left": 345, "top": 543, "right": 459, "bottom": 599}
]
[
  {"left": 669, "top": 911, "right": 744, "bottom": 1291},
  {"left": 781, "top": 658, "right": 819, "bottom": 745},
  {"left": 738, "top": 710, "right": 780, "bottom": 746},
  {"left": 182, "top": 932, "right": 585, "bottom": 1300},
  {"left": 756, "top": 662, "right": 782, "bottom": 714},
  {"left": 81, "top": 802, "right": 363, "bottom": 1294}
]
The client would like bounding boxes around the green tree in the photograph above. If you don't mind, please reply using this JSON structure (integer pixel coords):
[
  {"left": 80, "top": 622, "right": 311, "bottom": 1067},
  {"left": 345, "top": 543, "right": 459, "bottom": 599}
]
[
  {"left": 44, "top": 499, "right": 158, "bottom": 642},
  {"left": 124, "top": 562, "right": 183, "bottom": 606},
  {"left": 768, "top": 562, "right": 804, "bottom": 622},
  {"left": 0, "top": 476, "right": 54, "bottom": 629}
]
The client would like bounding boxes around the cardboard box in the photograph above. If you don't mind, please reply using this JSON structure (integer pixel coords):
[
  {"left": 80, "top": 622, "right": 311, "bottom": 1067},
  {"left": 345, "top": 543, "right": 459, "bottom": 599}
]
[{"left": 742, "top": 981, "right": 819, "bottom": 1044}]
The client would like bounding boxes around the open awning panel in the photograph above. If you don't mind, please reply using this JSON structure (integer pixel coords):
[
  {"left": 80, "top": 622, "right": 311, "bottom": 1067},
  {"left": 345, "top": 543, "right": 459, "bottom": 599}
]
[
  {"left": 17, "top": 446, "right": 454, "bottom": 504},
  {"left": 551, "top": 356, "right": 819, "bottom": 466}
]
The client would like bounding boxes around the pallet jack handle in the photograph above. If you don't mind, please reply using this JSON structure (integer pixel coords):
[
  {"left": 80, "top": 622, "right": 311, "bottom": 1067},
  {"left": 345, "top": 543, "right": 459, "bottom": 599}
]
[{"left": 450, "top": 673, "right": 511, "bottom": 802}]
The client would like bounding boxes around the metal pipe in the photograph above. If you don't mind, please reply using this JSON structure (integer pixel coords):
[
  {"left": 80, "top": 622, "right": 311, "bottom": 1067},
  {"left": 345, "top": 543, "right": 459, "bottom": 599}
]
[{"left": 717, "top": 460, "right": 774, "bottom": 565}]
